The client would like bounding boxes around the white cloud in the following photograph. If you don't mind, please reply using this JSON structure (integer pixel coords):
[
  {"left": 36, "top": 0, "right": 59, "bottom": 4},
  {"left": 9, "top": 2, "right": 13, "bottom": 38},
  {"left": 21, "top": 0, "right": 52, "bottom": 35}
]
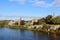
[
  {"left": 33, "top": 0, "right": 60, "bottom": 7},
  {"left": 31, "top": 0, "right": 53, "bottom": 7},
  {"left": 28, "top": 0, "right": 51, "bottom": 7},
  {"left": 9, "top": 0, "right": 26, "bottom": 4},
  {"left": 8, "top": 0, "right": 60, "bottom": 7}
]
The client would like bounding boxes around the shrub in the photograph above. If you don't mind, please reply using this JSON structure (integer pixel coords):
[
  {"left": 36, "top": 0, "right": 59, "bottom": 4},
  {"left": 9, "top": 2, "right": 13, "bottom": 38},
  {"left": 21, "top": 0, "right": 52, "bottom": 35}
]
[{"left": 42, "top": 24, "right": 50, "bottom": 30}]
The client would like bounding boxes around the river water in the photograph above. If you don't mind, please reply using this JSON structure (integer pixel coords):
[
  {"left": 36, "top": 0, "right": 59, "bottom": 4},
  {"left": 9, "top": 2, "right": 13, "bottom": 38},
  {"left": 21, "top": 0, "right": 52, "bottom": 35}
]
[{"left": 0, "top": 28, "right": 60, "bottom": 40}]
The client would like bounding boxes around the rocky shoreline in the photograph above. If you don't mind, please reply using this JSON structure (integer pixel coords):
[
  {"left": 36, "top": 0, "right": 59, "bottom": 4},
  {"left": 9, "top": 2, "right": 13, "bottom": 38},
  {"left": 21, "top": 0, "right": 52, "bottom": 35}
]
[{"left": 3, "top": 24, "right": 60, "bottom": 35}]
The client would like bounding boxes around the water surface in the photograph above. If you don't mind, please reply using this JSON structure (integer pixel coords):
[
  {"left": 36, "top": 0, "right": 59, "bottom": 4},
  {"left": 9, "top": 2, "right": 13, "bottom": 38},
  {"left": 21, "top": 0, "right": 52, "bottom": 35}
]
[{"left": 0, "top": 28, "right": 60, "bottom": 40}]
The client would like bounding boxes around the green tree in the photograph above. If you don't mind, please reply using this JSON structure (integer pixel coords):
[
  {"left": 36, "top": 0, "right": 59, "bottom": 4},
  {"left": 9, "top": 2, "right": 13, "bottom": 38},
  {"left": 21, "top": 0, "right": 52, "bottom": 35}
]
[
  {"left": 52, "top": 16, "right": 60, "bottom": 24},
  {"left": 51, "top": 19, "right": 56, "bottom": 24},
  {"left": 42, "top": 24, "right": 50, "bottom": 30},
  {"left": 45, "top": 15, "right": 53, "bottom": 24}
]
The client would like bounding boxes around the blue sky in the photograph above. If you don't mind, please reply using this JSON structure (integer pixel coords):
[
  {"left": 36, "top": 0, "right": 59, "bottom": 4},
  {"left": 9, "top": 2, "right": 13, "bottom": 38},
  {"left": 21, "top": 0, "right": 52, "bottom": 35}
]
[{"left": 0, "top": 0, "right": 60, "bottom": 20}]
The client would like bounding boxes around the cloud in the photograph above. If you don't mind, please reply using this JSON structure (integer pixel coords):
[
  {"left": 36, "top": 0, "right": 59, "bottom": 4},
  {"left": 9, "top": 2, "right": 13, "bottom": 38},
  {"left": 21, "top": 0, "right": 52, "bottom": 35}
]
[
  {"left": 30, "top": 0, "right": 53, "bottom": 7},
  {"left": 9, "top": 0, "right": 60, "bottom": 7},
  {"left": 32, "top": 0, "right": 60, "bottom": 7},
  {"left": 53, "top": 0, "right": 60, "bottom": 6},
  {"left": 9, "top": 0, "right": 26, "bottom": 4},
  {"left": 35, "top": 1, "right": 45, "bottom": 6}
]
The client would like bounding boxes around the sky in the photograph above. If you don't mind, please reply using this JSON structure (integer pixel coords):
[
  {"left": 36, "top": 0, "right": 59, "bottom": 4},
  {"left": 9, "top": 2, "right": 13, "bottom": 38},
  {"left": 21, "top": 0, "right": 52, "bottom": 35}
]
[{"left": 0, "top": 0, "right": 60, "bottom": 20}]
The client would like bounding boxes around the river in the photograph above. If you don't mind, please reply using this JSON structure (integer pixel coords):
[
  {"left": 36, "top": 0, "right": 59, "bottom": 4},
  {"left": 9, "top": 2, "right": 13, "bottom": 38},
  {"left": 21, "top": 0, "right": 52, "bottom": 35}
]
[{"left": 0, "top": 28, "right": 60, "bottom": 40}]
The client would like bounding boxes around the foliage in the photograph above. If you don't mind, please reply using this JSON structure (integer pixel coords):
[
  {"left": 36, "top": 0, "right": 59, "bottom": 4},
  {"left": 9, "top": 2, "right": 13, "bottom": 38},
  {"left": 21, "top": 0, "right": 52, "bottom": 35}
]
[
  {"left": 42, "top": 24, "right": 50, "bottom": 30},
  {"left": 45, "top": 15, "right": 60, "bottom": 25},
  {"left": 25, "top": 23, "right": 32, "bottom": 26},
  {"left": 0, "top": 20, "right": 10, "bottom": 26},
  {"left": 45, "top": 15, "right": 53, "bottom": 24},
  {"left": 51, "top": 19, "right": 57, "bottom": 24},
  {"left": 33, "top": 22, "right": 39, "bottom": 25},
  {"left": 32, "top": 15, "right": 60, "bottom": 25},
  {"left": 52, "top": 16, "right": 60, "bottom": 24}
]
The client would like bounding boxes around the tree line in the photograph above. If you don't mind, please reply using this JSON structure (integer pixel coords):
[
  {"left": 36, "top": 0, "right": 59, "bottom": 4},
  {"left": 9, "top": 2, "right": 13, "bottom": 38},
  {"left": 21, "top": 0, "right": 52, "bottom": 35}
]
[{"left": 33, "top": 15, "right": 60, "bottom": 25}]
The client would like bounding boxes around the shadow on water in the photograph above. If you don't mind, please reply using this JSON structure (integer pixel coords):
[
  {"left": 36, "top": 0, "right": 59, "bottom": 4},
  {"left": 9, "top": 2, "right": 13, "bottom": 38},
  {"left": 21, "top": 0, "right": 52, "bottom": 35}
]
[
  {"left": 49, "top": 33, "right": 60, "bottom": 40},
  {"left": 0, "top": 28, "right": 60, "bottom": 40}
]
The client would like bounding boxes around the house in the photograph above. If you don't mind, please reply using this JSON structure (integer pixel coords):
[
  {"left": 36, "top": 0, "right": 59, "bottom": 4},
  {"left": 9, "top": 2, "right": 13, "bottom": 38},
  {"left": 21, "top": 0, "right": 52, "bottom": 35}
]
[{"left": 31, "top": 18, "right": 39, "bottom": 25}]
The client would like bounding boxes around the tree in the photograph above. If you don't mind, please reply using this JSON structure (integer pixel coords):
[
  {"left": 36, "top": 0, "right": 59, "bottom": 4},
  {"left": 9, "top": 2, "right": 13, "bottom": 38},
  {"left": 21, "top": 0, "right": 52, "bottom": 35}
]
[
  {"left": 51, "top": 19, "right": 56, "bottom": 24},
  {"left": 52, "top": 16, "right": 60, "bottom": 24},
  {"left": 42, "top": 24, "right": 50, "bottom": 30},
  {"left": 45, "top": 15, "right": 53, "bottom": 24}
]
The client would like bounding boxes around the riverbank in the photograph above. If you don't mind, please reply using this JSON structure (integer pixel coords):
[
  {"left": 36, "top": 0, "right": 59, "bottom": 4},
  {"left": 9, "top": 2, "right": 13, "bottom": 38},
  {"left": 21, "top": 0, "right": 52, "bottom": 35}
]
[{"left": 2, "top": 24, "right": 60, "bottom": 35}]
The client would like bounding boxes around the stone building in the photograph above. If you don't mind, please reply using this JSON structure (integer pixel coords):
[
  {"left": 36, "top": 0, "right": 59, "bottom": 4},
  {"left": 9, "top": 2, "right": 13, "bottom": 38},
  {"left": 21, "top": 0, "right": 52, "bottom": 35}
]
[
  {"left": 8, "top": 20, "right": 25, "bottom": 26},
  {"left": 31, "top": 18, "right": 39, "bottom": 25},
  {"left": 8, "top": 20, "right": 15, "bottom": 25}
]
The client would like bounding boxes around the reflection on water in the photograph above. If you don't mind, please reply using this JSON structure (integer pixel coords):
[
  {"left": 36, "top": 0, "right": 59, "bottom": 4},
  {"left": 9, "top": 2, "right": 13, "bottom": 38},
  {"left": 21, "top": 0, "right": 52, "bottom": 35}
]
[{"left": 0, "top": 28, "right": 60, "bottom": 40}]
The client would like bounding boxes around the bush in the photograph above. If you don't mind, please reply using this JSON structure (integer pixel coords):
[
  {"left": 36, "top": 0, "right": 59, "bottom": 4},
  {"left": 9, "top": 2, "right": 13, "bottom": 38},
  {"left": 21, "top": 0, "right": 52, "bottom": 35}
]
[{"left": 42, "top": 24, "right": 50, "bottom": 30}]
